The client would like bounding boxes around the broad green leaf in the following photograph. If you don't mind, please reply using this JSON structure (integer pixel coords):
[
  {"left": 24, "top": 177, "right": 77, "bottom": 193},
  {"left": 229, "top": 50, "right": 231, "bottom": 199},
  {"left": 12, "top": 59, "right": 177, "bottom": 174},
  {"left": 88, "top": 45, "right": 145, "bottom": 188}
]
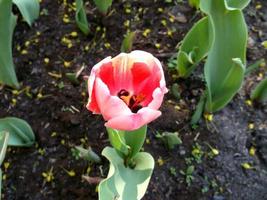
[
  {"left": 206, "top": 58, "right": 245, "bottom": 112},
  {"left": 75, "top": 0, "right": 90, "bottom": 35},
  {"left": 0, "top": 117, "right": 35, "bottom": 146},
  {"left": 0, "top": 0, "right": 19, "bottom": 88},
  {"left": 121, "top": 31, "right": 136, "bottom": 53},
  {"left": 177, "top": 17, "right": 211, "bottom": 77},
  {"left": 200, "top": 0, "right": 249, "bottom": 112},
  {"left": 93, "top": 0, "right": 112, "bottom": 14},
  {"left": 12, "top": 0, "right": 40, "bottom": 26},
  {"left": 0, "top": 131, "right": 9, "bottom": 166},
  {"left": 251, "top": 78, "right": 267, "bottom": 102},
  {"left": 99, "top": 147, "right": 154, "bottom": 200}
]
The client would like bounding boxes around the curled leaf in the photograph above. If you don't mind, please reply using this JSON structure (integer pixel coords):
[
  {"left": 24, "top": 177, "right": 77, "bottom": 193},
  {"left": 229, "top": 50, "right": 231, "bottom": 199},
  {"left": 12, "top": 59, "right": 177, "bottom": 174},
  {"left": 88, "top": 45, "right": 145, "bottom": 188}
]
[
  {"left": 201, "top": 0, "right": 249, "bottom": 112},
  {"left": 12, "top": 0, "right": 40, "bottom": 26},
  {"left": 177, "top": 17, "right": 211, "bottom": 77},
  {"left": 99, "top": 147, "right": 154, "bottom": 200},
  {"left": 0, "top": 117, "right": 35, "bottom": 146}
]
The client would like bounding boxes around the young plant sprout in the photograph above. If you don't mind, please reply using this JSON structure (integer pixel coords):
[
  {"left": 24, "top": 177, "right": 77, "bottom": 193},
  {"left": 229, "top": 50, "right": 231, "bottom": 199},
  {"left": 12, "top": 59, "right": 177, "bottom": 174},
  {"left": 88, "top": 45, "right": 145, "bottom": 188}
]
[{"left": 86, "top": 50, "right": 167, "bottom": 200}]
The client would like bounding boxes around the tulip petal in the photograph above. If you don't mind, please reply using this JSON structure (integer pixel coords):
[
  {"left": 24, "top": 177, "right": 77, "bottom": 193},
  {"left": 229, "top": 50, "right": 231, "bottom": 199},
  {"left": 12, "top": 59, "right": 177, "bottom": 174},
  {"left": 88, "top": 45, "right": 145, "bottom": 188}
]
[
  {"left": 95, "top": 78, "right": 132, "bottom": 120},
  {"left": 128, "top": 50, "right": 156, "bottom": 69},
  {"left": 98, "top": 62, "right": 116, "bottom": 94},
  {"left": 87, "top": 57, "right": 111, "bottom": 113},
  {"left": 148, "top": 87, "right": 165, "bottom": 110},
  {"left": 105, "top": 107, "right": 162, "bottom": 131},
  {"left": 111, "top": 53, "right": 134, "bottom": 92}
]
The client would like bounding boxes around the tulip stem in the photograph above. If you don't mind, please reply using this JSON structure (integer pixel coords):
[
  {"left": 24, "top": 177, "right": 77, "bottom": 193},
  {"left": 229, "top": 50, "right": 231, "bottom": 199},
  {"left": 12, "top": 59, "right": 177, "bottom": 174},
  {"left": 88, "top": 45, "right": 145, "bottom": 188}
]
[{"left": 124, "top": 156, "right": 136, "bottom": 169}]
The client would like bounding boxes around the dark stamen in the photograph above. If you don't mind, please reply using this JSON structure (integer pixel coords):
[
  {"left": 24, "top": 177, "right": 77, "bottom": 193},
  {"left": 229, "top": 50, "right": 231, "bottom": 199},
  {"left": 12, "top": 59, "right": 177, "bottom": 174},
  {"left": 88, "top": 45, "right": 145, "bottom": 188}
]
[
  {"left": 131, "top": 104, "right": 142, "bottom": 113},
  {"left": 129, "top": 95, "right": 136, "bottom": 108},
  {"left": 118, "top": 89, "right": 129, "bottom": 97},
  {"left": 117, "top": 89, "right": 144, "bottom": 113}
]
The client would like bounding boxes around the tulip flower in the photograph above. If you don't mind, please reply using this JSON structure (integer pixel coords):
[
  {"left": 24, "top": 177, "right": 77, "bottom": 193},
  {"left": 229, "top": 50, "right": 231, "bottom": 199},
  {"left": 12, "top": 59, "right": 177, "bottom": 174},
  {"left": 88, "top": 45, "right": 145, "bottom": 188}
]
[{"left": 86, "top": 50, "right": 168, "bottom": 131}]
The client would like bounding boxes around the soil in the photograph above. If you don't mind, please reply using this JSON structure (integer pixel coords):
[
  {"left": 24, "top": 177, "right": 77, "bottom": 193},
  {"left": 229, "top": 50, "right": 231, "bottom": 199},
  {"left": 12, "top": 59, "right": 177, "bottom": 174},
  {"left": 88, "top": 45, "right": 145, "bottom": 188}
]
[{"left": 0, "top": 0, "right": 267, "bottom": 200}]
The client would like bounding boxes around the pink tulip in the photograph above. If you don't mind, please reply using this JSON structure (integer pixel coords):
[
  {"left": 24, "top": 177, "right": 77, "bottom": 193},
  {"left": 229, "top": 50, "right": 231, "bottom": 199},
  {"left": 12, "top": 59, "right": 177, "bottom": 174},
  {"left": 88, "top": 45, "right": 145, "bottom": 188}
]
[{"left": 86, "top": 50, "right": 168, "bottom": 131}]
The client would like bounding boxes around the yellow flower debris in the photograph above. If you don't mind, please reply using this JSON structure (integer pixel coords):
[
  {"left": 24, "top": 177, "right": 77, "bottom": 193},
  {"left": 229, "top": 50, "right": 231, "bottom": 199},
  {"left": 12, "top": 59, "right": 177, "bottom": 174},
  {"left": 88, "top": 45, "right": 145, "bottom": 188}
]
[
  {"left": 204, "top": 113, "right": 213, "bottom": 122},
  {"left": 249, "top": 146, "right": 256, "bottom": 156},
  {"left": 155, "top": 43, "right": 161, "bottom": 49},
  {"left": 44, "top": 57, "right": 50, "bottom": 64},
  {"left": 70, "top": 31, "right": 78, "bottom": 37},
  {"left": 142, "top": 29, "right": 151, "bottom": 37},
  {"left": 4, "top": 162, "right": 10, "bottom": 170},
  {"left": 248, "top": 123, "right": 254, "bottom": 130},
  {"left": 51, "top": 132, "right": 57, "bottom": 137},
  {"left": 157, "top": 157, "right": 164, "bottom": 166},
  {"left": 245, "top": 99, "right": 252, "bottom": 106},
  {"left": 64, "top": 61, "right": 71, "bottom": 68},
  {"left": 42, "top": 167, "right": 55, "bottom": 183},
  {"left": 241, "top": 162, "right": 253, "bottom": 170},
  {"left": 262, "top": 41, "right": 267, "bottom": 49}
]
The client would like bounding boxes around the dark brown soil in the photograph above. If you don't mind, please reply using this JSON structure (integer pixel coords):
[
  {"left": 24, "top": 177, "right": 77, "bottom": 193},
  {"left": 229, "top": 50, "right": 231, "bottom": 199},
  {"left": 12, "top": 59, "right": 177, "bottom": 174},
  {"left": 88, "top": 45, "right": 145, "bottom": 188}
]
[{"left": 0, "top": 0, "right": 267, "bottom": 200}]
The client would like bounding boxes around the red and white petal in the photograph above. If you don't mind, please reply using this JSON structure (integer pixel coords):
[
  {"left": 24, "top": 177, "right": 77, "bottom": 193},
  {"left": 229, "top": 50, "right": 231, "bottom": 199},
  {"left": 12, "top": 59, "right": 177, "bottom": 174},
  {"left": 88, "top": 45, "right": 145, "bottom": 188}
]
[
  {"left": 94, "top": 78, "right": 132, "bottom": 120},
  {"left": 86, "top": 56, "right": 111, "bottom": 113}
]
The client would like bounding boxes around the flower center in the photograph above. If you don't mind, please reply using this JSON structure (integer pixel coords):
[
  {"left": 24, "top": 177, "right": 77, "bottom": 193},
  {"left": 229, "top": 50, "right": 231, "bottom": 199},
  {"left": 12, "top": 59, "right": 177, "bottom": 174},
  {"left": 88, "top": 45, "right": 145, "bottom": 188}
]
[{"left": 118, "top": 89, "right": 145, "bottom": 113}]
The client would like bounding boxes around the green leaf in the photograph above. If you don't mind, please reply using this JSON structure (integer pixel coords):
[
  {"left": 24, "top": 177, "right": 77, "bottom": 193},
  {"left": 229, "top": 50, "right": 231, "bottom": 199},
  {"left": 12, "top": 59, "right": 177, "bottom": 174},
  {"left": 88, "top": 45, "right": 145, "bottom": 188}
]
[
  {"left": 107, "top": 128, "right": 130, "bottom": 157},
  {"left": 189, "top": 0, "right": 200, "bottom": 9},
  {"left": 245, "top": 59, "right": 265, "bottom": 75},
  {"left": 0, "top": 117, "right": 35, "bottom": 146},
  {"left": 186, "top": 165, "right": 194, "bottom": 175},
  {"left": 66, "top": 72, "right": 79, "bottom": 84},
  {"left": 251, "top": 78, "right": 267, "bottom": 102},
  {"left": 0, "top": 0, "right": 19, "bottom": 88},
  {"left": 12, "top": 0, "right": 40, "bottom": 26},
  {"left": 121, "top": 31, "right": 136, "bottom": 53},
  {"left": 200, "top": 0, "right": 249, "bottom": 112},
  {"left": 206, "top": 58, "right": 245, "bottom": 112},
  {"left": 99, "top": 147, "right": 154, "bottom": 200},
  {"left": 107, "top": 126, "right": 147, "bottom": 159},
  {"left": 93, "top": 0, "right": 112, "bottom": 14},
  {"left": 0, "top": 132, "right": 8, "bottom": 199},
  {"left": 156, "top": 132, "right": 182, "bottom": 150},
  {"left": 75, "top": 0, "right": 89, "bottom": 35},
  {"left": 171, "top": 83, "right": 181, "bottom": 99},
  {"left": 74, "top": 146, "right": 101, "bottom": 163},
  {"left": 123, "top": 126, "right": 147, "bottom": 159},
  {"left": 177, "top": 17, "right": 211, "bottom": 77},
  {"left": 190, "top": 92, "right": 206, "bottom": 125},
  {"left": 0, "top": 131, "right": 9, "bottom": 166},
  {"left": 226, "top": 0, "right": 250, "bottom": 9}
]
